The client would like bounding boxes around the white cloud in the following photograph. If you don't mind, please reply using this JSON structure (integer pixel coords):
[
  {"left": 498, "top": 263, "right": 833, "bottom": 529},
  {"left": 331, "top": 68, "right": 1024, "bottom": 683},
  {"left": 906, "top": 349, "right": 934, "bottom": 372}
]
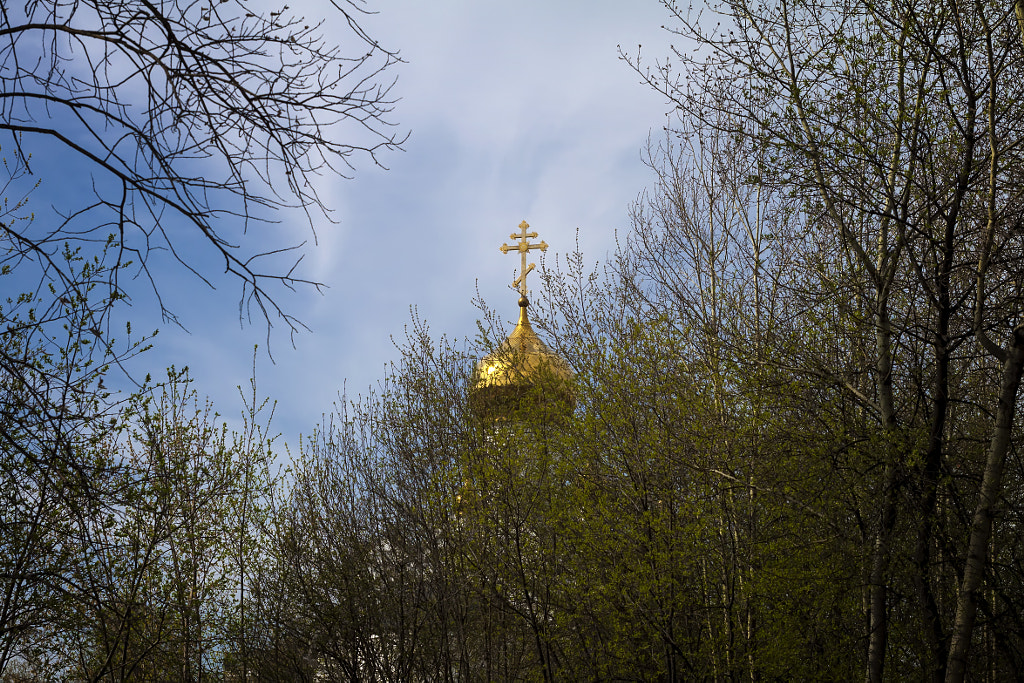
[{"left": 106, "top": 0, "right": 682, "bottom": 446}]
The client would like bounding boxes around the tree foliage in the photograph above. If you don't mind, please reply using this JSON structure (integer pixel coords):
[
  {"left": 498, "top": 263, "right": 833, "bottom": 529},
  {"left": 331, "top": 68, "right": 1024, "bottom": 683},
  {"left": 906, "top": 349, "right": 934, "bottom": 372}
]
[
  {"left": 234, "top": 2, "right": 1024, "bottom": 678},
  {"left": 6, "top": 0, "right": 1024, "bottom": 680},
  {"left": 1, "top": 368, "right": 277, "bottom": 681},
  {"left": 0, "top": 1, "right": 400, "bottom": 674}
]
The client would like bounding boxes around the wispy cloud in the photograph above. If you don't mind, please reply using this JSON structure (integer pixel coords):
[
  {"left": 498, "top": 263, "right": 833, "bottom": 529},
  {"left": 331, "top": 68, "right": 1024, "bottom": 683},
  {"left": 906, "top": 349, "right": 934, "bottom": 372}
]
[{"left": 47, "top": 0, "right": 680, "bottom": 446}]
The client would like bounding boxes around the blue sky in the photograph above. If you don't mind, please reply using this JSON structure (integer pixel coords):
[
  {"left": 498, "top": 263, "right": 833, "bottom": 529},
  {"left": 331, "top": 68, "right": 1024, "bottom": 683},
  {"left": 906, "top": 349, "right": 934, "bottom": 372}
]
[{"left": 11, "top": 1, "right": 680, "bottom": 447}]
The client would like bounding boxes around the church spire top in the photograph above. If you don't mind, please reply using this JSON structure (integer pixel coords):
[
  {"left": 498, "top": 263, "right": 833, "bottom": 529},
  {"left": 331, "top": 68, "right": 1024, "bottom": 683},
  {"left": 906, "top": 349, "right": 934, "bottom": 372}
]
[
  {"left": 500, "top": 220, "right": 548, "bottom": 299},
  {"left": 470, "top": 220, "right": 574, "bottom": 421}
]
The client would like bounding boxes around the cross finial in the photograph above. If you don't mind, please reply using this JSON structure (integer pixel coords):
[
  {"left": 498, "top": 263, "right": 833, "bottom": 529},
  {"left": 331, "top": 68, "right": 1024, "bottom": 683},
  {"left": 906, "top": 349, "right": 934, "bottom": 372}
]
[{"left": 499, "top": 220, "right": 548, "bottom": 298}]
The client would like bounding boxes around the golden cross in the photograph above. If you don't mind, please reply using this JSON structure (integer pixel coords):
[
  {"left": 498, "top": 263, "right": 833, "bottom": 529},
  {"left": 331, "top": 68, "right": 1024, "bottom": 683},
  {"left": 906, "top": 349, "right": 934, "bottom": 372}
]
[{"left": 500, "top": 220, "right": 548, "bottom": 298}]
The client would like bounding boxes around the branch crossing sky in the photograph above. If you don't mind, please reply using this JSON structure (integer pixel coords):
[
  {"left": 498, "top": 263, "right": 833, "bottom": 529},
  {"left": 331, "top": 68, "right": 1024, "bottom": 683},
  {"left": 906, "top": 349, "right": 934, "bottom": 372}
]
[{"left": 26, "top": 0, "right": 681, "bottom": 445}]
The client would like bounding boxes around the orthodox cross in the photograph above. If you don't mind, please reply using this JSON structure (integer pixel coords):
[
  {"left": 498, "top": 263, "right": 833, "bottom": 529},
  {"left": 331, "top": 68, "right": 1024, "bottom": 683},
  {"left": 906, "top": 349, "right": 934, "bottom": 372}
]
[{"left": 500, "top": 220, "right": 548, "bottom": 298}]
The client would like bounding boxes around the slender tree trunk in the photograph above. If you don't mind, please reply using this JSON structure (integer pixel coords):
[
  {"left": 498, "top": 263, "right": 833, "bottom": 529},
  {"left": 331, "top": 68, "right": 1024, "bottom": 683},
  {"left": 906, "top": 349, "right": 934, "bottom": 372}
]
[
  {"left": 915, "top": 212, "right": 958, "bottom": 682},
  {"left": 915, "top": 329, "right": 950, "bottom": 683},
  {"left": 866, "top": 465, "right": 898, "bottom": 683},
  {"left": 866, "top": 302, "right": 899, "bottom": 683},
  {"left": 945, "top": 325, "right": 1024, "bottom": 682}
]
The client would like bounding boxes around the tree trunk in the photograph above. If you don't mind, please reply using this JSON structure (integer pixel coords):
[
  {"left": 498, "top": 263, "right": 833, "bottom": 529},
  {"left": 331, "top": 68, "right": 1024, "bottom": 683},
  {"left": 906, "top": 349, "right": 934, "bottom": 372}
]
[
  {"left": 945, "top": 325, "right": 1024, "bottom": 682},
  {"left": 866, "top": 302, "right": 899, "bottom": 683}
]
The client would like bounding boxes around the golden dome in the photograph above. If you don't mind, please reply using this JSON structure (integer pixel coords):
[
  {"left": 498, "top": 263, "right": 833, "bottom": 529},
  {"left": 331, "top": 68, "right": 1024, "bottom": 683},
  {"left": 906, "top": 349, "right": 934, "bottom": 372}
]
[{"left": 469, "top": 295, "right": 575, "bottom": 420}]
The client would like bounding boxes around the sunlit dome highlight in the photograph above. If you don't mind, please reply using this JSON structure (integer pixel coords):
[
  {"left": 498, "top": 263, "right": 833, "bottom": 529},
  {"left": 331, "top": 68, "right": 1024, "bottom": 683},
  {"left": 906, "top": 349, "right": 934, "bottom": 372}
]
[{"left": 469, "top": 222, "right": 575, "bottom": 420}]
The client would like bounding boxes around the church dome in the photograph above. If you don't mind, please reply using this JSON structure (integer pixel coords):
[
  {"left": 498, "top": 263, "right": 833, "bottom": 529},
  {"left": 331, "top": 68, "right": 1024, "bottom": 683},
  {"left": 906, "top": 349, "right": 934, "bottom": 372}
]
[{"left": 469, "top": 295, "right": 575, "bottom": 421}]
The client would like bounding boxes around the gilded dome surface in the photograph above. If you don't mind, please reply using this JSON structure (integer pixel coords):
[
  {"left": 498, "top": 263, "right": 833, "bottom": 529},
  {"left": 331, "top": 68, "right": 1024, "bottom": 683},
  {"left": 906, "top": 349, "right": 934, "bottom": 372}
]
[{"left": 469, "top": 296, "right": 575, "bottom": 420}]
